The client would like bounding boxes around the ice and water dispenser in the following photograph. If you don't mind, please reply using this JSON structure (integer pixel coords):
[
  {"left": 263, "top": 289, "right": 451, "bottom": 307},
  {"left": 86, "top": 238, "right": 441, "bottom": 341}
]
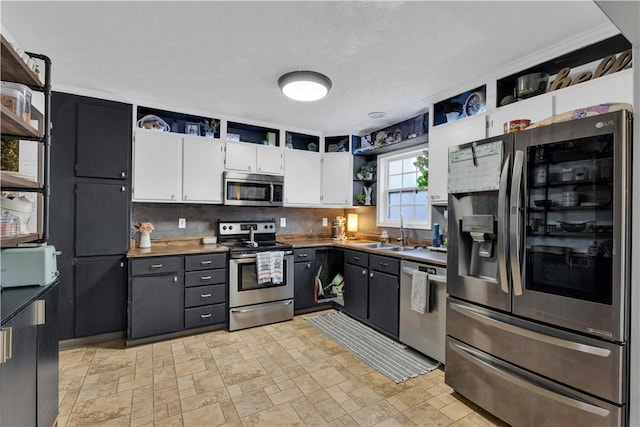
[{"left": 456, "top": 213, "right": 498, "bottom": 281}]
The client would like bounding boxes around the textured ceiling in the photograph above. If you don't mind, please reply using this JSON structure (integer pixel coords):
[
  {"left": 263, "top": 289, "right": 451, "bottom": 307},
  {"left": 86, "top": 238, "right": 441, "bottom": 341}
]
[{"left": 1, "top": 1, "right": 615, "bottom": 134}]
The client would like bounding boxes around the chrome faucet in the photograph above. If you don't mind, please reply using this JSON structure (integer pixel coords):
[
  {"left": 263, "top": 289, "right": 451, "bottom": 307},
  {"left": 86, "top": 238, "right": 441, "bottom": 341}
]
[{"left": 397, "top": 212, "right": 405, "bottom": 247}]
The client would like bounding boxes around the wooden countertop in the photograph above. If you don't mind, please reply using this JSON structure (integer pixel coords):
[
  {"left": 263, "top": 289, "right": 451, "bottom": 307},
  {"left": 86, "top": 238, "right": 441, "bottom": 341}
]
[
  {"left": 126, "top": 235, "right": 447, "bottom": 266},
  {"left": 127, "top": 237, "right": 228, "bottom": 258}
]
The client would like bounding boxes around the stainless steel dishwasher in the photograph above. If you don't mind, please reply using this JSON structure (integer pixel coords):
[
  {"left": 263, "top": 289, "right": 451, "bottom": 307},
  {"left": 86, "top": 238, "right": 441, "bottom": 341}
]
[{"left": 399, "top": 260, "right": 447, "bottom": 363}]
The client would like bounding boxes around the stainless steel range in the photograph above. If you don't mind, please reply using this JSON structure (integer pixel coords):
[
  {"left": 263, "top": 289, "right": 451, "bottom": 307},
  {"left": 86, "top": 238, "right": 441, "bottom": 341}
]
[{"left": 218, "top": 219, "right": 294, "bottom": 331}]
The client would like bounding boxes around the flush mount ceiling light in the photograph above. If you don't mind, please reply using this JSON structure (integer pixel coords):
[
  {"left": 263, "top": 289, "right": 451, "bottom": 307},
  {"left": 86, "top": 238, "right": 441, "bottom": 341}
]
[
  {"left": 368, "top": 112, "right": 385, "bottom": 119},
  {"left": 278, "top": 71, "right": 332, "bottom": 102}
]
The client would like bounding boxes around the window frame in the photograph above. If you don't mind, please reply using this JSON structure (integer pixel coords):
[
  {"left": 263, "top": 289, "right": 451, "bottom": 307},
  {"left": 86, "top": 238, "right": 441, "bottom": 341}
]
[{"left": 376, "top": 144, "right": 431, "bottom": 230}]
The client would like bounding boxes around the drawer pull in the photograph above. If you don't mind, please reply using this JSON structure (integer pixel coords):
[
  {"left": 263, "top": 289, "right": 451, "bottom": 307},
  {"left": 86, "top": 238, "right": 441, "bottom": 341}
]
[
  {"left": 150, "top": 264, "right": 163, "bottom": 269},
  {"left": 201, "top": 260, "right": 212, "bottom": 265},
  {"left": 380, "top": 262, "right": 388, "bottom": 268},
  {"left": 200, "top": 293, "right": 212, "bottom": 298},
  {"left": 201, "top": 276, "right": 212, "bottom": 281},
  {"left": 200, "top": 314, "right": 212, "bottom": 319},
  {"left": 353, "top": 256, "right": 360, "bottom": 261},
  {"left": 297, "top": 253, "right": 308, "bottom": 258}
]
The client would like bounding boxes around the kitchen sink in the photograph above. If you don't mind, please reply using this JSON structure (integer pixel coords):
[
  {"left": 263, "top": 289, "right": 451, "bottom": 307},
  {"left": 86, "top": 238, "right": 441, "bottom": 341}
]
[
  {"left": 353, "top": 242, "right": 425, "bottom": 253},
  {"left": 353, "top": 242, "right": 389, "bottom": 249}
]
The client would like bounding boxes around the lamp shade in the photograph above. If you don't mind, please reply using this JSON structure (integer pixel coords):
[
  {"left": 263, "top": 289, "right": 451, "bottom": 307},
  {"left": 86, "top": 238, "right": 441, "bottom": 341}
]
[
  {"left": 347, "top": 213, "right": 358, "bottom": 232},
  {"left": 278, "top": 71, "right": 332, "bottom": 101}
]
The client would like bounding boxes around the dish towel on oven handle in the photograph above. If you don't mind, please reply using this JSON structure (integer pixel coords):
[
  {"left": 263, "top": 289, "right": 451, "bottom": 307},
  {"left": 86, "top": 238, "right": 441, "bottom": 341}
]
[
  {"left": 256, "top": 251, "right": 272, "bottom": 284},
  {"left": 410, "top": 270, "right": 429, "bottom": 314},
  {"left": 270, "top": 251, "right": 284, "bottom": 284}
]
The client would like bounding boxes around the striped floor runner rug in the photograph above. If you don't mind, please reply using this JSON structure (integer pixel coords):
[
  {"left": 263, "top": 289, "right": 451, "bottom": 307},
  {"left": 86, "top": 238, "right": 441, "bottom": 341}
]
[{"left": 306, "top": 311, "right": 440, "bottom": 383}]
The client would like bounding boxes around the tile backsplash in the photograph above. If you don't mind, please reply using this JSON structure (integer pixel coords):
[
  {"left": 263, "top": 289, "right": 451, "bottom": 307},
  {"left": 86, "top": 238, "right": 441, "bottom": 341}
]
[{"left": 132, "top": 203, "right": 447, "bottom": 246}]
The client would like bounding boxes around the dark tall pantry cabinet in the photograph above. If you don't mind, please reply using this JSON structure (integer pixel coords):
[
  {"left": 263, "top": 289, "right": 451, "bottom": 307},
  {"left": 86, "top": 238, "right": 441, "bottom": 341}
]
[{"left": 50, "top": 93, "right": 131, "bottom": 340}]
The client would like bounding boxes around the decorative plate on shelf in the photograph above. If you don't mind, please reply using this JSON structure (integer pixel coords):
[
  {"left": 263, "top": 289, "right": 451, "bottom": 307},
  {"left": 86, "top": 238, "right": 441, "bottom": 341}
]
[{"left": 463, "top": 91, "right": 487, "bottom": 117}]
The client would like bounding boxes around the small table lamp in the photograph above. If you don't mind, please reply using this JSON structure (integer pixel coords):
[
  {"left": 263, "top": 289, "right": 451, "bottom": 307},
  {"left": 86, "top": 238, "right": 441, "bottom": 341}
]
[{"left": 347, "top": 213, "right": 358, "bottom": 238}]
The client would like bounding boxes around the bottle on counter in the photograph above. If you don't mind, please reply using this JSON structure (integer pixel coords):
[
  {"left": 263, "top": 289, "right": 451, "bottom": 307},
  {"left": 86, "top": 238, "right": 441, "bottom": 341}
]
[
  {"left": 380, "top": 230, "right": 389, "bottom": 245},
  {"left": 432, "top": 223, "right": 441, "bottom": 247}
]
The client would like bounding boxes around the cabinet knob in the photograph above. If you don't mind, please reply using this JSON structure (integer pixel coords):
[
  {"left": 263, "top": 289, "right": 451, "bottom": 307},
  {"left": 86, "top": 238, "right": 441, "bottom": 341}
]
[
  {"left": 370, "top": 272, "right": 374, "bottom": 278},
  {"left": 171, "top": 194, "right": 175, "bottom": 200},
  {"left": 306, "top": 263, "right": 311, "bottom": 269},
  {"left": 362, "top": 269, "right": 367, "bottom": 275},
  {"left": 184, "top": 195, "right": 188, "bottom": 200},
  {"left": 121, "top": 186, "right": 126, "bottom": 192},
  {"left": 121, "top": 171, "right": 126, "bottom": 178},
  {"left": 248, "top": 166, "right": 252, "bottom": 170}
]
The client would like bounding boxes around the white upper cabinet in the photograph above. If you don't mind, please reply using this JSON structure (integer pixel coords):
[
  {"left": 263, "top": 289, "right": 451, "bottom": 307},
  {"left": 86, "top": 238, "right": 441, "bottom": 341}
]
[
  {"left": 133, "top": 130, "right": 224, "bottom": 203},
  {"left": 256, "top": 145, "right": 284, "bottom": 175},
  {"left": 283, "top": 149, "right": 321, "bottom": 206},
  {"left": 133, "top": 130, "right": 183, "bottom": 202},
  {"left": 428, "top": 114, "right": 487, "bottom": 205},
  {"left": 488, "top": 93, "right": 554, "bottom": 137},
  {"left": 321, "top": 153, "right": 353, "bottom": 206},
  {"left": 225, "top": 142, "right": 257, "bottom": 172},
  {"left": 553, "top": 69, "right": 633, "bottom": 114},
  {"left": 182, "top": 135, "right": 225, "bottom": 203},
  {"left": 225, "top": 142, "right": 284, "bottom": 175}
]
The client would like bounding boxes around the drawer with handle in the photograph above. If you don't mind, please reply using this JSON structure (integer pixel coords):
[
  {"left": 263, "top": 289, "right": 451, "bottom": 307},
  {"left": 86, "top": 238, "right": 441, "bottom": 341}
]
[
  {"left": 185, "top": 284, "right": 226, "bottom": 308},
  {"left": 344, "top": 249, "right": 368, "bottom": 268},
  {"left": 185, "top": 253, "right": 226, "bottom": 271},
  {"left": 369, "top": 254, "right": 399, "bottom": 275},
  {"left": 185, "top": 304, "right": 226, "bottom": 329},
  {"left": 185, "top": 269, "right": 226, "bottom": 287},
  {"left": 294, "top": 248, "right": 315, "bottom": 263},
  {"left": 131, "top": 256, "right": 182, "bottom": 276}
]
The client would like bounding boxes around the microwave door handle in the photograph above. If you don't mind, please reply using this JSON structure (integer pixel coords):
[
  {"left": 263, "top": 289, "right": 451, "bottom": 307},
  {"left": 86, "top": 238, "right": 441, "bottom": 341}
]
[
  {"left": 510, "top": 150, "right": 524, "bottom": 296},
  {"left": 497, "top": 153, "right": 511, "bottom": 294},
  {"left": 270, "top": 183, "right": 274, "bottom": 203}
]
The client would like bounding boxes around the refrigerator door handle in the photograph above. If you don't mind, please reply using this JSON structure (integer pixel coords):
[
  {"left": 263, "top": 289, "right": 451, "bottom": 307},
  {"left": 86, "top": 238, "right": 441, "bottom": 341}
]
[
  {"left": 497, "top": 153, "right": 511, "bottom": 294},
  {"left": 448, "top": 340, "right": 610, "bottom": 418},
  {"left": 449, "top": 300, "right": 611, "bottom": 357},
  {"left": 509, "top": 150, "right": 524, "bottom": 296}
]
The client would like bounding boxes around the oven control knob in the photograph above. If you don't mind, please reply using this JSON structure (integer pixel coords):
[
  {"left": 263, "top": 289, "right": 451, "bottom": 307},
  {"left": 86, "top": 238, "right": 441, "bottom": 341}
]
[
  {"left": 229, "top": 226, "right": 233, "bottom": 230},
  {"left": 270, "top": 224, "right": 274, "bottom": 229},
  {"left": 222, "top": 226, "right": 227, "bottom": 230}
]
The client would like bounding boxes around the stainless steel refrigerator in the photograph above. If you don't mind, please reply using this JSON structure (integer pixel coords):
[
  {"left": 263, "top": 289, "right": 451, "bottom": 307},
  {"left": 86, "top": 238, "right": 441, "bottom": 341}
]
[{"left": 445, "top": 110, "right": 632, "bottom": 427}]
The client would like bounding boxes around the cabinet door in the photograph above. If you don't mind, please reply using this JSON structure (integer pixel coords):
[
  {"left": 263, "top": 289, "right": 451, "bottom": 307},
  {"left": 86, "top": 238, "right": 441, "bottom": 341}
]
[
  {"left": 132, "top": 130, "right": 182, "bottom": 201},
  {"left": 77, "top": 101, "right": 131, "bottom": 179},
  {"left": 369, "top": 271, "right": 399, "bottom": 336},
  {"left": 343, "top": 263, "right": 369, "bottom": 319},
  {"left": 256, "top": 145, "right": 283, "bottom": 175},
  {"left": 294, "top": 261, "right": 316, "bottom": 311},
  {"left": 553, "top": 69, "right": 633, "bottom": 114},
  {"left": 488, "top": 94, "right": 553, "bottom": 137},
  {"left": 321, "top": 153, "right": 353, "bottom": 206},
  {"left": 284, "top": 150, "right": 321, "bottom": 206},
  {"left": 1, "top": 302, "right": 37, "bottom": 427},
  {"left": 37, "top": 284, "right": 59, "bottom": 427},
  {"left": 75, "top": 181, "right": 129, "bottom": 256},
  {"left": 75, "top": 257, "right": 126, "bottom": 337},
  {"left": 225, "top": 142, "right": 256, "bottom": 172},
  {"left": 428, "top": 114, "right": 487, "bottom": 205},
  {"left": 130, "top": 274, "right": 184, "bottom": 339},
  {"left": 182, "top": 136, "right": 225, "bottom": 203}
]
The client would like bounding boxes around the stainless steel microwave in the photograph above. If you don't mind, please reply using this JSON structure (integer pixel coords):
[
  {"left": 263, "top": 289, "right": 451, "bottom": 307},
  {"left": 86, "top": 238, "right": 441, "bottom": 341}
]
[{"left": 223, "top": 171, "right": 284, "bottom": 207}]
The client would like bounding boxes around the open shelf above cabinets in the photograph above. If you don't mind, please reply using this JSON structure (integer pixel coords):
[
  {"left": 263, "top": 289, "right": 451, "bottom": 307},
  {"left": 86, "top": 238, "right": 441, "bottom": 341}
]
[
  {"left": 285, "top": 131, "right": 318, "bottom": 151},
  {"left": 136, "top": 106, "right": 220, "bottom": 138},
  {"left": 228, "top": 121, "right": 279, "bottom": 146}
]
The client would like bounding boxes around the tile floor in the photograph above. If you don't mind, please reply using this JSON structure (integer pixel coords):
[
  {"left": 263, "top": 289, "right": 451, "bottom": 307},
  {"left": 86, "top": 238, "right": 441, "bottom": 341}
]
[{"left": 58, "top": 310, "right": 510, "bottom": 427}]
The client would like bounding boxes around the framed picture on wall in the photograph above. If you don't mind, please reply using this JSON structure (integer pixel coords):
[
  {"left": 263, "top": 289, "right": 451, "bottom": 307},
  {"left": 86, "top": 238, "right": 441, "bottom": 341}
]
[{"left": 185, "top": 122, "right": 200, "bottom": 136}]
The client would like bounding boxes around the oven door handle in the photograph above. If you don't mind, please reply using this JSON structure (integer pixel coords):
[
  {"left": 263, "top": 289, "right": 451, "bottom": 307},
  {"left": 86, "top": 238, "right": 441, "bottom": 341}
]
[
  {"left": 231, "top": 251, "right": 293, "bottom": 261},
  {"left": 231, "top": 300, "right": 293, "bottom": 313}
]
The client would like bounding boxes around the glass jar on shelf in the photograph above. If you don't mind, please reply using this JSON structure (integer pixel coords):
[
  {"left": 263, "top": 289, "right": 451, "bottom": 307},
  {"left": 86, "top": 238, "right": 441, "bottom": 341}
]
[{"left": 0, "top": 211, "right": 19, "bottom": 237}]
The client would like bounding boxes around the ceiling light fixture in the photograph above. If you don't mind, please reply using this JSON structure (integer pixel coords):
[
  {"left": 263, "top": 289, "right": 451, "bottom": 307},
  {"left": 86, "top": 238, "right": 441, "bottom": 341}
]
[
  {"left": 278, "top": 71, "right": 332, "bottom": 102},
  {"left": 368, "top": 112, "right": 385, "bottom": 119}
]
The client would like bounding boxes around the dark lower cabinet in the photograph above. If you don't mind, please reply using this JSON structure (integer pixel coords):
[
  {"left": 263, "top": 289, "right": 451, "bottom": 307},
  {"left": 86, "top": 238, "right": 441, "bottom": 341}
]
[
  {"left": 294, "top": 259, "right": 315, "bottom": 311},
  {"left": 1, "top": 283, "right": 59, "bottom": 427},
  {"left": 130, "top": 274, "right": 184, "bottom": 339},
  {"left": 343, "top": 262, "right": 369, "bottom": 320},
  {"left": 37, "top": 284, "right": 59, "bottom": 427},
  {"left": 75, "top": 257, "right": 127, "bottom": 337},
  {"left": 369, "top": 271, "right": 399, "bottom": 336},
  {"left": 1, "top": 302, "right": 37, "bottom": 427}
]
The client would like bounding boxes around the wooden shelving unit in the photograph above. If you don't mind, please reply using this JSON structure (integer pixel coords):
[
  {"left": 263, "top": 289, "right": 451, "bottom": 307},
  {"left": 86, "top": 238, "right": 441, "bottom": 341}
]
[{"left": 1, "top": 34, "right": 51, "bottom": 247}]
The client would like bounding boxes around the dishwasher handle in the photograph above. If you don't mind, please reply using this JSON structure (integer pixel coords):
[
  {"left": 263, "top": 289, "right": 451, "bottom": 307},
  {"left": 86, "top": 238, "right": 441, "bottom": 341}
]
[{"left": 402, "top": 266, "right": 446, "bottom": 284}]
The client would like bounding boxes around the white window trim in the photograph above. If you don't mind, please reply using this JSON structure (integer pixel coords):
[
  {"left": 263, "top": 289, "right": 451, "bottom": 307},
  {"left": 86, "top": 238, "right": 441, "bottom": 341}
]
[{"left": 376, "top": 144, "right": 431, "bottom": 230}]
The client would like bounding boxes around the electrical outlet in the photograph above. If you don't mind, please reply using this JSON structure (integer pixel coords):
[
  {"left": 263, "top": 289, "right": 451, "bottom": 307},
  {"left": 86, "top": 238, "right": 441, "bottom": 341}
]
[
  {"left": 178, "top": 218, "right": 186, "bottom": 229},
  {"left": 322, "top": 218, "right": 328, "bottom": 227},
  {"left": 280, "top": 217, "right": 286, "bottom": 227}
]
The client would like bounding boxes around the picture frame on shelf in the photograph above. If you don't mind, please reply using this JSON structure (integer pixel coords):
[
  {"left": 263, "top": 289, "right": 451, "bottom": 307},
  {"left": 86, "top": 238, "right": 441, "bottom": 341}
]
[
  {"left": 185, "top": 122, "right": 200, "bottom": 136},
  {"left": 411, "top": 115, "right": 425, "bottom": 137}
]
